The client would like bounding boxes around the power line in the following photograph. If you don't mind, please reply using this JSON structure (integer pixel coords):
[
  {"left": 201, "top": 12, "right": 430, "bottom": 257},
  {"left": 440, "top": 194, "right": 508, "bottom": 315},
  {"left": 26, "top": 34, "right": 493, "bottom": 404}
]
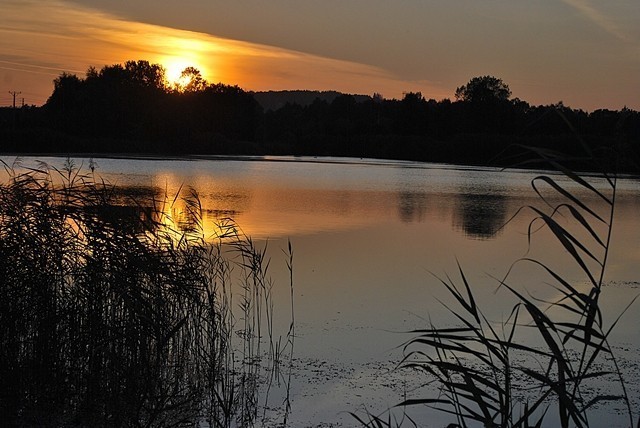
[{"left": 8, "top": 91, "right": 22, "bottom": 108}]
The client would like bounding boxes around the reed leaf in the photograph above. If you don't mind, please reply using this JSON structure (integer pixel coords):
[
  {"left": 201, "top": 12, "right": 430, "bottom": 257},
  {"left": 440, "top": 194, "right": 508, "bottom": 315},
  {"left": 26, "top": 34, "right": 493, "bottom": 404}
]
[
  {"left": 528, "top": 207, "right": 601, "bottom": 286},
  {"left": 531, "top": 175, "right": 607, "bottom": 224},
  {"left": 518, "top": 145, "right": 612, "bottom": 205}
]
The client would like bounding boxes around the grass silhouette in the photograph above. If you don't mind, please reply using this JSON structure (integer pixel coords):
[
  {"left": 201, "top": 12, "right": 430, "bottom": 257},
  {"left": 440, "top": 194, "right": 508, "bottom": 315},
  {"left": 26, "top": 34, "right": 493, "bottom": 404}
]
[
  {"left": 354, "top": 136, "right": 638, "bottom": 427},
  {"left": 0, "top": 158, "right": 294, "bottom": 427}
]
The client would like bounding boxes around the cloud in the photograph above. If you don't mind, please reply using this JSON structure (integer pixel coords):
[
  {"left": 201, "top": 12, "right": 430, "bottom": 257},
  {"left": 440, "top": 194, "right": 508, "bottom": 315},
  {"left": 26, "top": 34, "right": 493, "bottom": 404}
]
[
  {"left": 560, "top": 0, "right": 630, "bottom": 42},
  {"left": 0, "top": 0, "right": 447, "bottom": 104}
]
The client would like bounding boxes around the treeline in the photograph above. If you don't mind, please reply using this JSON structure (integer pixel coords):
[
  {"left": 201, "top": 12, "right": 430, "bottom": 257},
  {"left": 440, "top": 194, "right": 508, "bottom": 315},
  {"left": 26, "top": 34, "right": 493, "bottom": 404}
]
[
  {"left": 253, "top": 90, "right": 371, "bottom": 112},
  {"left": 1, "top": 61, "right": 639, "bottom": 171},
  {"left": 262, "top": 77, "right": 639, "bottom": 170},
  {"left": 2, "top": 60, "right": 262, "bottom": 154}
]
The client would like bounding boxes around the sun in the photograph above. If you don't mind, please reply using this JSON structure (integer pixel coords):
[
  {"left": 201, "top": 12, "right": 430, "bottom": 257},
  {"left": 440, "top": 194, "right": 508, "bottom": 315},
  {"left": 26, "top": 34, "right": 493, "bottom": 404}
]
[
  {"left": 164, "top": 58, "right": 192, "bottom": 87},
  {"left": 156, "top": 35, "right": 214, "bottom": 89},
  {"left": 162, "top": 57, "right": 209, "bottom": 89}
]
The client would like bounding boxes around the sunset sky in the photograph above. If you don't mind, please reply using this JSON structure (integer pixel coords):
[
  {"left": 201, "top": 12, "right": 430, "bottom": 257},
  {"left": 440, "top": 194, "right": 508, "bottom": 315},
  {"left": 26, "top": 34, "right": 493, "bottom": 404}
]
[{"left": 1, "top": 0, "right": 638, "bottom": 110}]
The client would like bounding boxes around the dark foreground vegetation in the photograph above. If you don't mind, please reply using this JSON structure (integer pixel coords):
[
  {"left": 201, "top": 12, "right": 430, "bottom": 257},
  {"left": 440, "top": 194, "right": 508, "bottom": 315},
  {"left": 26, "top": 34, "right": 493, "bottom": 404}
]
[
  {"left": 0, "top": 159, "right": 294, "bottom": 427},
  {"left": 1, "top": 60, "right": 639, "bottom": 172},
  {"left": 355, "top": 140, "right": 639, "bottom": 426}
]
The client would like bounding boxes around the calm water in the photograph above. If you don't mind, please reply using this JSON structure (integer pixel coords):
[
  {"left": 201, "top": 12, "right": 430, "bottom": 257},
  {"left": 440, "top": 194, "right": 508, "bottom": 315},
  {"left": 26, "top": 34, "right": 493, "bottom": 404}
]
[{"left": 3, "top": 155, "right": 639, "bottom": 426}]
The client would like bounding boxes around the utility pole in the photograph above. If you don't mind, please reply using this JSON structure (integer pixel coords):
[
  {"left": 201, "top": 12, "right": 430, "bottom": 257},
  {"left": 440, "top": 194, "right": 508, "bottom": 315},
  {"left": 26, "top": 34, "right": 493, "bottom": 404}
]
[{"left": 8, "top": 91, "right": 21, "bottom": 108}]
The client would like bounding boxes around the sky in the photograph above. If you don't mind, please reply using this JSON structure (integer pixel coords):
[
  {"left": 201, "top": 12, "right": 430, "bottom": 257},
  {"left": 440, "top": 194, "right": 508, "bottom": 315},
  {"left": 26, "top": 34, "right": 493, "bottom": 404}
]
[{"left": 0, "top": 0, "right": 638, "bottom": 110}]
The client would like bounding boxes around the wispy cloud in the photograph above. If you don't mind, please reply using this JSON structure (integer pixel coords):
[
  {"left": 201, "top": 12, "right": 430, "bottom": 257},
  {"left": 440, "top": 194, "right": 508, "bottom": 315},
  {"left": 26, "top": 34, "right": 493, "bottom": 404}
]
[
  {"left": 0, "top": 0, "right": 446, "bottom": 105},
  {"left": 560, "top": 0, "right": 630, "bottom": 42}
]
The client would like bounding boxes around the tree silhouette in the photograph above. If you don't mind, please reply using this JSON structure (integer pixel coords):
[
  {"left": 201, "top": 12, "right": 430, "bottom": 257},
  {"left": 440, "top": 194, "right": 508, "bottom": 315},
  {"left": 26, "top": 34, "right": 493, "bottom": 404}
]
[
  {"left": 176, "top": 67, "right": 207, "bottom": 92},
  {"left": 124, "top": 60, "right": 166, "bottom": 89},
  {"left": 6, "top": 58, "right": 637, "bottom": 170},
  {"left": 39, "top": 60, "right": 265, "bottom": 152},
  {"left": 46, "top": 72, "right": 83, "bottom": 112},
  {"left": 455, "top": 76, "right": 511, "bottom": 103}
]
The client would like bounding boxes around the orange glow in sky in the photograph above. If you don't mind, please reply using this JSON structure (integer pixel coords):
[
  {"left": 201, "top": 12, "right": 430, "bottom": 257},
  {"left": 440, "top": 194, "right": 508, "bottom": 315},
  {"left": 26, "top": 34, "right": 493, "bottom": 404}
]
[
  {"left": 0, "top": 0, "right": 442, "bottom": 106},
  {"left": 0, "top": 0, "right": 638, "bottom": 110}
]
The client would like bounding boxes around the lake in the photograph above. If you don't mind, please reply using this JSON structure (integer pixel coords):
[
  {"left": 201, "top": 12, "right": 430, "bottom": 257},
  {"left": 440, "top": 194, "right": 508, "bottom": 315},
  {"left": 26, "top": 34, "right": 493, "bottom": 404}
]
[{"left": 2, "top": 155, "right": 639, "bottom": 427}]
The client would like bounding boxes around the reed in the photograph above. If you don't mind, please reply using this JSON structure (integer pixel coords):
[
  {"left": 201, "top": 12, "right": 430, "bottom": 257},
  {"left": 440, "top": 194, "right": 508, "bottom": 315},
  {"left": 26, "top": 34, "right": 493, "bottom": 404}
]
[
  {"left": 0, "top": 158, "right": 294, "bottom": 427},
  {"left": 356, "top": 135, "right": 638, "bottom": 426}
]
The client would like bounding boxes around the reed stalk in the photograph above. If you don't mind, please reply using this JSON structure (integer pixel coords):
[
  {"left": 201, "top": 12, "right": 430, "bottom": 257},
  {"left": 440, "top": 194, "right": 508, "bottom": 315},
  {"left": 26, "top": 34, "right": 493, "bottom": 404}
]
[
  {"left": 0, "top": 158, "right": 294, "bottom": 427},
  {"left": 356, "top": 132, "right": 638, "bottom": 427}
]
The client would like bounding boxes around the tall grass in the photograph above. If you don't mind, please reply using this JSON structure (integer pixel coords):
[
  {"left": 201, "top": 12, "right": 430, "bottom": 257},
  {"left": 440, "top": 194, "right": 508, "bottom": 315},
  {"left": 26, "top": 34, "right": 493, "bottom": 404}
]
[
  {"left": 356, "top": 139, "right": 638, "bottom": 427},
  {"left": 0, "top": 159, "right": 294, "bottom": 427}
]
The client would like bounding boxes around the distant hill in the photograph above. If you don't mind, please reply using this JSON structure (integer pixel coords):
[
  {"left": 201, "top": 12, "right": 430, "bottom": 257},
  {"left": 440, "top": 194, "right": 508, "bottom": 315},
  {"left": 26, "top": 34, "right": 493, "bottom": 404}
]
[{"left": 252, "top": 90, "right": 372, "bottom": 111}]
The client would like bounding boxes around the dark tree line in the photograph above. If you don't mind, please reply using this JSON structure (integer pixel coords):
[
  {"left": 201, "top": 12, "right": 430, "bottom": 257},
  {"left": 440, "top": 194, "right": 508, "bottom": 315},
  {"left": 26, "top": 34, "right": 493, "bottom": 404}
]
[
  {"left": 3, "top": 60, "right": 262, "bottom": 154},
  {"left": 1, "top": 64, "right": 639, "bottom": 171},
  {"left": 261, "top": 76, "right": 639, "bottom": 171}
]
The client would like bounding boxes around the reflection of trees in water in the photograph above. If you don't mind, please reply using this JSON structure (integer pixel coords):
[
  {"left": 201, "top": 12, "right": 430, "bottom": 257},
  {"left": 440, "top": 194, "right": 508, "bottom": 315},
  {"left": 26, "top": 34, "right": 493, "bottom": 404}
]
[
  {"left": 453, "top": 193, "right": 507, "bottom": 239},
  {"left": 396, "top": 189, "right": 508, "bottom": 239},
  {"left": 84, "top": 204, "right": 156, "bottom": 235},
  {"left": 397, "top": 191, "right": 429, "bottom": 223},
  {"left": 95, "top": 186, "right": 250, "bottom": 235},
  {"left": 81, "top": 185, "right": 159, "bottom": 234}
]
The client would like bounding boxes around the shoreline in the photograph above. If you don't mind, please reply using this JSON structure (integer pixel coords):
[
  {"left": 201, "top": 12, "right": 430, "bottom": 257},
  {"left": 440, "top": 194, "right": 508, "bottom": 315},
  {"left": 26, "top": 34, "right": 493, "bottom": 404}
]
[{"left": 3, "top": 152, "right": 637, "bottom": 179}]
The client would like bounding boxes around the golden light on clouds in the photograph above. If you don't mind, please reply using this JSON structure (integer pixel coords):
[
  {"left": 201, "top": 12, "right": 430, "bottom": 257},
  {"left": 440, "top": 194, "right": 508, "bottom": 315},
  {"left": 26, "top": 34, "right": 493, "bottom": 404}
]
[
  {"left": 2, "top": 0, "right": 637, "bottom": 109},
  {"left": 560, "top": 0, "right": 630, "bottom": 42},
  {"left": 0, "top": 0, "right": 442, "bottom": 106}
]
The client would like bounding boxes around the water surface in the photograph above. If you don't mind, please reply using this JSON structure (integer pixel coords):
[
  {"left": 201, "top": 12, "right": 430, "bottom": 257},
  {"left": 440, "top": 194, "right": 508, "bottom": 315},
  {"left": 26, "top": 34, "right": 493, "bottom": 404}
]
[{"left": 3, "top": 155, "right": 639, "bottom": 426}]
